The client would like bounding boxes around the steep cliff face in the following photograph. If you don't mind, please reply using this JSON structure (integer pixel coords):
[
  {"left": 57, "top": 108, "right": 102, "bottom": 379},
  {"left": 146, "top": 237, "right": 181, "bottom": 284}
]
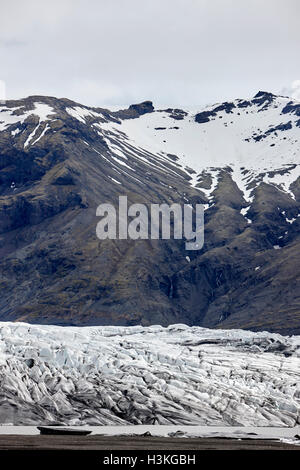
[{"left": 0, "top": 92, "right": 299, "bottom": 333}]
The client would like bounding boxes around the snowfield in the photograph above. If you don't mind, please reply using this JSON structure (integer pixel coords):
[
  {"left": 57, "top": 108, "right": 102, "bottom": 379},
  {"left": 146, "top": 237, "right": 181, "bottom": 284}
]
[
  {"left": 100, "top": 93, "right": 300, "bottom": 201},
  {"left": 0, "top": 322, "right": 299, "bottom": 427}
]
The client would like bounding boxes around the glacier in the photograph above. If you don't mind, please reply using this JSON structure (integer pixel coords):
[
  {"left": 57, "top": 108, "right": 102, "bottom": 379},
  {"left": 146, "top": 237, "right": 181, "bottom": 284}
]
[{"left": 0, "top": 322, "right": 299, "bottom": 427}]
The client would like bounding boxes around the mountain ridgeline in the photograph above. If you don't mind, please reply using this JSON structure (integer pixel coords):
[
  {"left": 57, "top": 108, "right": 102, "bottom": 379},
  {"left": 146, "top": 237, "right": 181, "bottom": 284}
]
[{"left": 0, "top": 91, "right": 299, "bottom": 334}]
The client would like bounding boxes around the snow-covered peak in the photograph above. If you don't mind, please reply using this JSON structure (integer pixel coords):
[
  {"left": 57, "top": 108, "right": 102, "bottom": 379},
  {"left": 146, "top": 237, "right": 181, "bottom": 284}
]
[
  {"left": 1, "top": 92, "right": 299, "bottom": 204},
  {"left": 100, "top": 91, "right": 300, "bottom": 202}
]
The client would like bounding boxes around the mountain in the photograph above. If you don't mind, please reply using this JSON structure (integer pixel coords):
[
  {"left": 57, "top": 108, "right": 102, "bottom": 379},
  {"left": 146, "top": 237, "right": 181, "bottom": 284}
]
[
  {"left": 0, "top": 322, "right": 299, "bottom": 426},
  {"left": 0, "top": 91, "right": 299, "bottom": 334}
]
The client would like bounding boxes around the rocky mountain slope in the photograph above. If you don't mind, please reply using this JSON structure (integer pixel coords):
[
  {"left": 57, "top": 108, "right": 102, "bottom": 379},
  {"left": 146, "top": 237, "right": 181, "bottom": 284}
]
[
  {"left": 0, "top": 322, "right": 299, "bottom": 426},
  {"left": 0, "top": 91, "right": 299, "bottom": 333}
]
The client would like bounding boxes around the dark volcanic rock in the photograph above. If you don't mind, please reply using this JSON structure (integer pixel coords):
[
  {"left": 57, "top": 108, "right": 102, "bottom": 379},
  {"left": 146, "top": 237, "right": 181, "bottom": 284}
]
[
  {"left": 195, "top": 102, "right": 235, "bottom": 123},
  {"left": 114, "top": 101, "right": 154, "bottom": 120},
  {"left": 281, "top": 101, "right": 300, "bottom": 117},
  {"left": 195, "top": 111, "right": 213, "bottom": 123}
]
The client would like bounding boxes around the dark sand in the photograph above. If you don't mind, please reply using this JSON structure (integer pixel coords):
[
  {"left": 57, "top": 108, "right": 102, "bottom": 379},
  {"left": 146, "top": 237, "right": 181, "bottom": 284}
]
[{"left": 0, "top": 435, "right": 299, "bottom": 450}]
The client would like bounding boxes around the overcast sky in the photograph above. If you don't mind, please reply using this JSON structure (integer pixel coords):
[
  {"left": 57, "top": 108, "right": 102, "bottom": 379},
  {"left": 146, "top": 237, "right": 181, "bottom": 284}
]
[{"left": 1, "top": 0, "right": 300, "bottom": 108}]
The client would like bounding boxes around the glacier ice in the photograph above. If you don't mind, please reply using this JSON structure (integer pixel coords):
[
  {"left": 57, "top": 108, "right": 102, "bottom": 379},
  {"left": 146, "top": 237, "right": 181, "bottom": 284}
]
[{"left": 0, "top": 322, "right": 299, "bottom": 427}]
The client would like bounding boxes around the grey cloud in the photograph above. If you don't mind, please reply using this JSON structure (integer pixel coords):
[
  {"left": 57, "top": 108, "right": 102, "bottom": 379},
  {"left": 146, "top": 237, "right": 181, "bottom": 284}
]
[
  {"left": 2, "top": 39, "right": 27, "bottom": 48},
  {"left": 0, "top": 0, "right": 300, "bottom": 107}
]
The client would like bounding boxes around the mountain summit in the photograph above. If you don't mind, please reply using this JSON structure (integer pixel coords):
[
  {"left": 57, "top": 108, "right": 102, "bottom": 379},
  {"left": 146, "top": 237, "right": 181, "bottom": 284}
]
[{"left": 0, "top": 92, "right": 299, "bottom": 333}]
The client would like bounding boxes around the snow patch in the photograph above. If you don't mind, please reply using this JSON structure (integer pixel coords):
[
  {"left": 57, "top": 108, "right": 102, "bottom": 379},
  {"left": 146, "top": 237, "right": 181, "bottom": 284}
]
[{"left": 66, "top": 106, "right": 102, "bottom": 123}]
